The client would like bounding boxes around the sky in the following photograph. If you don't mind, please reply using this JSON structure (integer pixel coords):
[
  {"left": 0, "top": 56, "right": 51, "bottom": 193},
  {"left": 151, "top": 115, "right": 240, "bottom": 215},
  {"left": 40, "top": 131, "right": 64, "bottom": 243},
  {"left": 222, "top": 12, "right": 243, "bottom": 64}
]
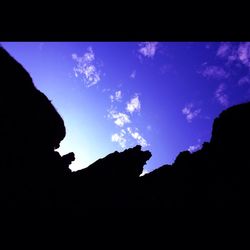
[{"left": 1, "top": 42, "right": 250, "bottom": 173}]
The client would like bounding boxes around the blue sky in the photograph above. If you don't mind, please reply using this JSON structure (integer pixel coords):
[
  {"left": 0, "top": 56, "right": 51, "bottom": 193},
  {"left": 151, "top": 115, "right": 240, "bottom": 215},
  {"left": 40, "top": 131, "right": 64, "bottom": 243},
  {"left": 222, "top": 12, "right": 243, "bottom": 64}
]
[{"left": 2, "top": 42, "right": 250, "bottom": 173}]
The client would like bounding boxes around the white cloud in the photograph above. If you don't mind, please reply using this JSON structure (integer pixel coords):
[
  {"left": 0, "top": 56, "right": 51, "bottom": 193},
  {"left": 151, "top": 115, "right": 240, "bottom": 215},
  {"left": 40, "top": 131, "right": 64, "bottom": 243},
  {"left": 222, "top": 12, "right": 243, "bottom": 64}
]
[
  {"left": 238, "top": 42, "right": 250, "bottom": 68},
  {"left": 126, "top": 94, "right": 141, "bottom": 114},
  {"left": 182, "top": 103, "right": 201, "bottom": 123},
  {"left": 72, "top": 47, "right": 101, "bottom": 87},
  {"left": 201, "top": 66, "right": 229, "bottom": 80},
  {"left": 110, "top": 90, "right": 122, "bottom": 102},
  {"left": 227, "top": 50, "right": 238, "bottom": 63},
  {"left": 138, "top": 42, "right": 158, "bottom": 58},
  {"left": 115, "top": 90, "right": 122, "bottom": 100},
  {"left": 188, "top": 139, "right": 202, "bottom": 153},
  {"left": 108, "top": 110, "right": 131, "bottom": 127},
  {"left": 111, "top": 130, "right": 127, "bottom": 148},
  {"left": 238, "top": 76, "right": 250, "bottom": 86},
  {"left": 127, "top": 127, "right": 149, "bottom": 147},
  {"left": 216, "top": 42, "right": 250, "bottom": 68},
  {"left": 130, "top": 70, "right": 136, "bottom": 79},
  {"left": 217, "top": 42, "right": 231, "bottom": 58},
  {"left": 215, "top": 83, "right": 229, "bottom": 107},
  {"left": 188, "top": 144, "right": 201, "bottom": 153}
]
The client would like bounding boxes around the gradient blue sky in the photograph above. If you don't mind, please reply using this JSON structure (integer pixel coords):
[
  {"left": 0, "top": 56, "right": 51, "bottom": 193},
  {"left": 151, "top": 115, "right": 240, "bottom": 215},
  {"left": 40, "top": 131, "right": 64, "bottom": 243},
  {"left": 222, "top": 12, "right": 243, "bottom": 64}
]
[{"left": 2, "top": 42, "right": 250, "bottom": 173}]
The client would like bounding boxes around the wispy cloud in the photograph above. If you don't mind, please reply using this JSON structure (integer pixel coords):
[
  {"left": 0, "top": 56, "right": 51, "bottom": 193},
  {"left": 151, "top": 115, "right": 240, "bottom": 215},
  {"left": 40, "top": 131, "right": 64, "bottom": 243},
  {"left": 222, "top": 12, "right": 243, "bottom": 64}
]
[
  {"left": 111, "top": 127, "right": 149, "bottom": 149},
  {"left": 238, "top": 75, "right": 250, "bottom": 86},
  {"left": 216, "top": 42, "right": 250, "bottom": 68},
  {"left": 182, "top": 103, "right": 201, "bottom": 123},
  {"left": 108, "top": 110, "right": 131, "bottom": 127},
  {"left": 126, "top": 94, "right": 141, "bottom": 114},
  {"left": 130, "top": 70, "right": 136, "bottom": 79},
  {"left": 227, "top": 50, "right": 238, "bottom": 63},
  {"left": 216, "top": 42, "right": 231, "bottom": 58},
  {"left": 111, "top": 129, "right": 127, "bottom": 148},
  {"left": 188, "top": 139, "right": 202, "bottom": 153},
  {"left": 215, "top": 83, "right": 229, "bottom": 107},
  {"left": 127, "top": 127, "right": 149, "bottom": 147},
  {"left": 138, "top": 42, "right": 158, "bottom": 58},
  {"left": 102, "top": 88, "right": 111, "bottom": 93},
  {"left": 188, "top": 144, "right": 201, "bottom": 153},
  {"left": 201, "top": 66, "right": 229, "bottom": 80},
  {"left": 108, "top": 91, "right": 149, "bottom": 149},
  {"left": 110, "top": 90, "right": 122, "bottom": 102},
  {"left": 238, "top": 42, "right": 250, "bottom": 68},
  {"left": 72, "top": 47, "right": 101, "bottom": 87}
]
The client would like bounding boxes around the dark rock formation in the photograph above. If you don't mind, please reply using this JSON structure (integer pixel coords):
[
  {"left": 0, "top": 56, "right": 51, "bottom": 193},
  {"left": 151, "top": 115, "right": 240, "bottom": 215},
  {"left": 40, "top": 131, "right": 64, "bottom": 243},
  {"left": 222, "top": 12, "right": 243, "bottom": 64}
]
[
  {"left": 69, "top": 145, "right": 152, "bottom": 209},
  {"left": 140, "top": 102, "right": 250, "bottom": 210},
  {"left": 1, "top": 46, "right": 250, "bottom": 215},
  {"left": 0, "top": 46, "right": 72, "bottom": 210}
]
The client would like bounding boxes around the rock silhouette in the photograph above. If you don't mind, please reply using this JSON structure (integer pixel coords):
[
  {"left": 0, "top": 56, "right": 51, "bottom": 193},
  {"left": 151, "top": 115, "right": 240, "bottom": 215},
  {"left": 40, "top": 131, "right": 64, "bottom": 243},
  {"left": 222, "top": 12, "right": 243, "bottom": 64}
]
[{"left": 1, "top": 46, "right": 250, "bottom": 214}]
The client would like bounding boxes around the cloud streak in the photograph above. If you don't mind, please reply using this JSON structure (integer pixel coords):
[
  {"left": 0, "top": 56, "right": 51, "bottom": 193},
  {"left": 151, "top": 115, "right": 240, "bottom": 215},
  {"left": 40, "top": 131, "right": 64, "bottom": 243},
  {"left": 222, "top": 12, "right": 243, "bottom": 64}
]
[
  {"left": 111, "top": 127, "right": 149, "bottom": 149},
  {"left": 110, "top": 90, "right": 122, "bottom": 102},
  {"left": 108, "top": 110, "right": 131, "bottom": 127},
  {"left": 130, "top": 70, "right": 136, "bottom": 79},
  {"left": 216, "top": 42, "right": 231, "bottom": 58},
  {"left": 238, "top": 42, "right": 250, "bottom": 68},
  {"left": 238, "top": 76, "right": 250, "bottom": 86},
  {"left": 138, "top": 42, "right": 158, "bottom": 58},
  {"left": 72, "top": 47, "right": 101, "bottom": 87},
  {"left": 108, "top": 90, "right": 149, "bottom": 149},
  {"left": 201, "top": 66, "right": 229, "bottom": 80},
  {"left": 126, "top": 94, "right": 141, "bottom": 114},
  {"left": 111, "top": 129, "right": 127, "bottom": 148},
  {"left": 215, "top": 83, "right": 229, "bottom": 107},
  {"left": 188, "top": 144, "right": 201, "bottom": 153},
  {"left": 127, "top": 127, "right": 149, "bottom": 147},
  {"left": 216, "top": 42, "right": 250, "bottom": 69},
  {"left": 182, "top": 103, "right": 201, "bottom": 123}
]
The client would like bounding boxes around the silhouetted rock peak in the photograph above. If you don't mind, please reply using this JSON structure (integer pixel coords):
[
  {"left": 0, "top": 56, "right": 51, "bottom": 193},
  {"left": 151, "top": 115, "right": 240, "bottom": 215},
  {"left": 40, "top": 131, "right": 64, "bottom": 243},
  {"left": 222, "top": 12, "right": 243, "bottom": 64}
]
[
  {"left": 210, "top": 102, "right": 250, "bottom": 156},
  {"left": 76, "top": 145, "right": 152, "bottom": 179},
  {"left": 0, "top": 46, "right": 71, "bottom": 209}
]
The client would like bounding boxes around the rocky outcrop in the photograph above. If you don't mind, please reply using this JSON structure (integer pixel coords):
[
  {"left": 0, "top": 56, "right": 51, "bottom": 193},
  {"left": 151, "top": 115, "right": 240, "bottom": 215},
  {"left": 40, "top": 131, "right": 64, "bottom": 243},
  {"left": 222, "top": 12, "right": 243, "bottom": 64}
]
[
  {"left": 0, "top": 46, "right": 72, "bottom": 208},
  {"left": 140, "top": 102, "right": 250, "bottom": 209},
  {"left": 69, "top": 145, "right": 152, "bottom": 209}
]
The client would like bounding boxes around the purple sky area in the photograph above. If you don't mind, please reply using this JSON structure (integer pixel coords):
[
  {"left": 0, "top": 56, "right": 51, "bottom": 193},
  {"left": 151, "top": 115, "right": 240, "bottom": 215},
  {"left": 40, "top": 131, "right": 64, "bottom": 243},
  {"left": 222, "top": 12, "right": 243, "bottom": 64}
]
[{"left": 2, "top": 42, "right": 250, "bottom": 173}]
